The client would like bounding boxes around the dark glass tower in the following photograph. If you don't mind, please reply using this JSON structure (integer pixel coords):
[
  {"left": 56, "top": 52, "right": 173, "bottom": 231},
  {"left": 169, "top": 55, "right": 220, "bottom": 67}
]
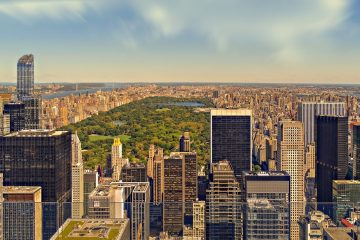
[
  {"left": 0, "top": 130, "right": 72, "bottom": 240},
  {"left": 353, "top": 123, "right": 360, "bottom": 180},
  {"left": 3, "top": 102, "right": 25, "bottom": 132},
  {"left": 17, "top": 54, "right": 34, "bottom": 100},
  {"left": 316, "top": 116, "right": 348, "bottom": 207},
  {"left": 121, "top": 162, "right": 147, "bottom": 182},
  {"left": 23, "top": 96, "right": 42, "bottom": 129},
  {"left": 211, "top": 109, "right": 252, "bottom": 180}
]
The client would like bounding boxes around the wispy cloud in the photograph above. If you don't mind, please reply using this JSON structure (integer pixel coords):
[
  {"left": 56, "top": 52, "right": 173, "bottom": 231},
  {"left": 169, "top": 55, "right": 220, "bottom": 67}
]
[{"left": 0, "top": 0, "right": 94, "bottom": 22}]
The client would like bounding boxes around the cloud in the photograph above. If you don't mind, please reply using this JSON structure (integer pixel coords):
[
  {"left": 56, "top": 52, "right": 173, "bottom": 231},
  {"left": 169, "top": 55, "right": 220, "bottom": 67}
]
[
  {"left": 125, "top": 0, "right": 353, "bottom": 62},
  {"left": 0, "top": 0, "right": 94, "bottom": 22}
]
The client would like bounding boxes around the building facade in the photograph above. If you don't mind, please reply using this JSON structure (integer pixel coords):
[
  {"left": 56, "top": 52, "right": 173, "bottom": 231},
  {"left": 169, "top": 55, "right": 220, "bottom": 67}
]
[
  {"left": 332, "top": 180, "right": 360, "bottom": 222},
  {"left": 277, "top": 120, "right": 305, "bottom": 240},
  {"left": 17, "top": 54, "right": 34, "bottom": 100},
  {"left": 71, "top": 133, "right": 84, "bottom": 219},
  {"left": 353, "top": 123, "right": 360, "bottom": 180},
  {"left": 211, "top": 109, "right": 252, "bottom": 180},
  {"left": 121, "top": 163, "right": 147, "bottom": 182},
  {"left": 3, "top": 102, "right": 25, "bottom": 132}
]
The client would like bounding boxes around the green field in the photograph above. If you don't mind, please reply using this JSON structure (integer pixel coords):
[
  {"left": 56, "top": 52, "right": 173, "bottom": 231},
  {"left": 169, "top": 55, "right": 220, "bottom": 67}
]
[{"left": 60, "top": 97, "right": 213, "bottom": 169}]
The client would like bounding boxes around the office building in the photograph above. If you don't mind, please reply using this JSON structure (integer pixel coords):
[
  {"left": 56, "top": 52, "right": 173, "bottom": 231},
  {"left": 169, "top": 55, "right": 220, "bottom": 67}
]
[
  {"left": 3, "top": 102, "right": 25, "bottom": 132},
  {"left": 17, "top": 54, "right": 34, "bottom": 100},
  {"left": 71, "top": 133, "right": 84, "bottom": 219},
  {"left": 316, "top": 116, "right": 348, "bottom": 206},
  {"left": 206, "top": 160, "right": 241, "bottom": 240},
  {"left": 50, "top": 218, "right": 130, "bottom": 240},
  {"left": 23, "top": 96, "right": 42, "bottom": 129},
  {"left": 147, "top": 144, "right": 156, "bottom": 178},
  {"left": 0, "top": 129, "right": 72, "bottom": 240},
  {"left": 297, "top": 102, "right": 346, "bottom": 146},
  {"left": 112, "top": 138, "right": 128, "bottom": 180},
  {"left": 163, "top": 155, "right": 184, "bottom": 236},
  {"left": 0, "top": 114, "right": 10, "bottom": 136},
  {"left": 171, "top": 152, "right": 198, "bottom": 217},
  {"left": 243, "top": 171, "right": 290, "bottom": 240},
  {"left": 180, "top": 131, "right": 191, "bottom": 152},
  {"left": 89, "top": 182, "right": 150, "bottom": 240},
  {"left": 277, "top": 120, "right": 305, "bottom": 240},
  {"left": 193, "top": 200, "right": 205, "bottom": 240},
  {"left": 211, "top": 109, "right": 252, "bottom": 180},
  {"left": 2, "top": 186, "right": 42, "bottom": 240},
  {"left": 83, "top": 170, "right": 99, "bottom": 216},
  {"left": 299, "top": 210, "right": 335, "bottom": 240},
  {"left": 153, "top": 147, "right": 164, "bottom": 205},
  {"left": 305, "top": 143, "right": 316, "bottom": 178},
  {"left": 353, "top": 123, "right": 360, "bottom": 180},
  {"left": 121, "top": 163, "right": 147, "bottom": 182},
  {"left": 332, "top": 180, "right": 360, "bottom": 221}
]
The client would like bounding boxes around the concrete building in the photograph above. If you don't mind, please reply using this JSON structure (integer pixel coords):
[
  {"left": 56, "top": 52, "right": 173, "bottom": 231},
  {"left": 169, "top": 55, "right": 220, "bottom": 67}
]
[
  {"left": 111, "top": 138, "right": 128, "bottom": 180},
  {"left": 17, "top": 54, "right": 34, "bottom": 100},
  {"left": 192, "top": 200, "right": 205, "bottom": 240},
  {"left": 243, "top": 171, "right": 290, "bottom": 240},
  {"left": 277, "top": 120, "right": 305, "bottom": 240},
  {"left": 50, "top": 218, "right": 130, "bottom": 240},
  {"left": 299, "top": 210, "right": 335, "bottom": 240},
  {"left": 211, "top": 109, "right": 252, "bottom": 181},
  {"left": 332, "top": 180, "right": 360, "bottom": 221},
  {"left": 2, "top": 186, "right": 42, "bottom": 240},
  {"left": 206, "top": 160, "right": 241, "bottom": 240},
  {"left": 152, "top": 147, "right": 164, "bottom": 205},
  {"left": 71, "top": 132, "right": 84, "bottom": 219}
]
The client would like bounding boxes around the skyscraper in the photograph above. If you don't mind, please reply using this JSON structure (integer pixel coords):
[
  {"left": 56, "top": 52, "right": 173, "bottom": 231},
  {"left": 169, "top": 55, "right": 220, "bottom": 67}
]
[
  {"left": 243, "top": 171, "right": 290, "bottom": 240},
  {"left": 111, "top": 137, "right": 128, "bottom": 180},
  {"left": 297, "top": 102, "right": 346, "bottom": 146},
  {"left": 277, "top": 120, "right": 305, "bottom": 240},
  {"left": 152, "top": 147, "right": 164, "bottom": 205},
  {"left": 353, "top": 123, "right": 360, "bottom": 180},
  {"left": 206, "top": 160, "right": 241, "bottom": 240},
  {"left": 193, "top": 200, "right": 205, "bottom": 239},
  {"left": 163, "top": 155, "right": 184, "bottom": 236},
  {"left": 316, "top": 116, "right": 348, "bottom": 206},
  {"left": 0, "top": 129, "right": 72, "bottom": 240},
  {"left": 0, "top": 174, "right": 3, "bottom": 240},
  {"left": 17, "top": 54, "right": 34, "bottom": 100},
  {"left": 83, "top": 170, "right": 99, "bottom": 217},
  {"left": 2, "top": 186, "right": 42, "bottom": 240},
  {"left": 180, "top": 131, "right": 191, "bottom": 152},
  {"left": 23, "top": 96, "right": 42, "bottom": 129},
  {"left": 3, "top": 102, "right": 25, "bottom": 132},
  {"left": 211, "top": 109, "right": 252, "bottom": 180},
  {"left": 71, "top": 132, "right": 84, "bottom": 219}
]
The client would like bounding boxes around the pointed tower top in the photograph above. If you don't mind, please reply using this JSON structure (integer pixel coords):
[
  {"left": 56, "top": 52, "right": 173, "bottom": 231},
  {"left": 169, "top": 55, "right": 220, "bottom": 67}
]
[{"left": 113, "top": 137, "right": 122, "bottom": 146}]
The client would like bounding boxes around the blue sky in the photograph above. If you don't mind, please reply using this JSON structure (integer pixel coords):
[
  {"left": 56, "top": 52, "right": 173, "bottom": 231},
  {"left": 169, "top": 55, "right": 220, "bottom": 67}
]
[{"left": 1, "top": 0, "right": 360, "bottom": 83}]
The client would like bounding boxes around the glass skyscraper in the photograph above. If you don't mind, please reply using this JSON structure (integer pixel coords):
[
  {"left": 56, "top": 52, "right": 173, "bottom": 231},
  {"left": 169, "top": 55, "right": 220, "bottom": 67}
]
[
  {"left": 211, "top": 109, "right": 252, "bottom": 180},
  {"left": 17, "top": 54, "right": 34, "bottom": 100}
]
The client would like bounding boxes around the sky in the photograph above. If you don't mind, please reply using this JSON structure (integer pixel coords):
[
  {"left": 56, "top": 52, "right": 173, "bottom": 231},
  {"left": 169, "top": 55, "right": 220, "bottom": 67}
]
[{"left": 1, "top": 0, "right": 360, "bottom": 84}]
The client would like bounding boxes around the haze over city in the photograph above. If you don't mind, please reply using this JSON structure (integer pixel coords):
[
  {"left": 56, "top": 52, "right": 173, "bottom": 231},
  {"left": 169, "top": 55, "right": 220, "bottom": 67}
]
[{"left": 1, "top": 0, "right": 360, "bottom": 83}]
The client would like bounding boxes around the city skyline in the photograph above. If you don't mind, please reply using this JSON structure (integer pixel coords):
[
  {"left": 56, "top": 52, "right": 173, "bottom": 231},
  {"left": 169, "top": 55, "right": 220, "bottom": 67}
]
[{"left": 1, "top": 0, "right": 360, "bottom": 83}]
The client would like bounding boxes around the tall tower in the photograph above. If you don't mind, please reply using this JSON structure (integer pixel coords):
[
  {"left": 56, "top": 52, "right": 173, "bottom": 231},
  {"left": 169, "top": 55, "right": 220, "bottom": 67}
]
[
  {"left": 297, "top": 102, "right": 346, "bottom": 146},
  {"left": 206, "top": 160, "right": 241, "bottom": 240},
  {"left": 211, "top": 109, "right": 252, "bottom": 180},
  {"left": 152, "top": 147, "right": 164, "bottom": 205},
  {"left": 316, "top": 116, "right": 348, "bottom": 211},
  {"left": 111, "top": 137, "right": 127, "bottom": 180},
  {"left": 71, "top": 132, "right": 84, "bottom": 219},
  {"left": 179, "top": 132, "right": 191, "bottom": 152},
  {"left": 353, "top": 123, "right": 360, "bottom": 180},
  {"left": 17, "top": 54, "right": 34, "bottom": 100},
  {"left": 277, "top": 120, "right": 305, "bottom": 240}
]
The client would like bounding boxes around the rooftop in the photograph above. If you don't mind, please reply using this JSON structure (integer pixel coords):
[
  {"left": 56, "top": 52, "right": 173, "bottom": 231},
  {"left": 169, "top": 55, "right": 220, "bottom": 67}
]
[
  {"left": 51, "top": 218, "right": 129, "bottom": 240},
  {"left": 333, "top": 180, "right": 360, "bottom": 185},
  {"left": 324, "top": 227, "right": 360, "bottom": 240},
  {"left": 3, "top": 186, "right": 41, "bottom": 194},
  {"left": 4, "top": 129, "right": 67, "bottom": 137},
  {"left": 18, "top": 54, "right": 34, "bottom": 64},
  {"left": 243, "top": 171, "right": 289, "bottom": 177},
  {"left": 211, "top": 108, "right": 252, "bottom": 116}
]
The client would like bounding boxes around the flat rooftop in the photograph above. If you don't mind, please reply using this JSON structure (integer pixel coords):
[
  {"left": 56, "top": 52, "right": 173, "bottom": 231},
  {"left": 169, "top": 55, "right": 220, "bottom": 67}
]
[
  {"left": 211, "top": 108, "right": 252, "bottom": 116},
  {"left": 324, "top": 227, "right": 359, "bottom": 240},
  {"left": 243, "top": 171, "right": 289, "bottom": 177},
  {"left": 3, "top": 186, "right": 41, "bottom": 194},
  {"left": 333, "top": 180, "right": 360, "bottom": 185},
  {"left": 51, "top": 218, "right": 129, "bottom": 240},
  {"left": 4, "top": 129, "right": 67, "bottom": 137}
]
